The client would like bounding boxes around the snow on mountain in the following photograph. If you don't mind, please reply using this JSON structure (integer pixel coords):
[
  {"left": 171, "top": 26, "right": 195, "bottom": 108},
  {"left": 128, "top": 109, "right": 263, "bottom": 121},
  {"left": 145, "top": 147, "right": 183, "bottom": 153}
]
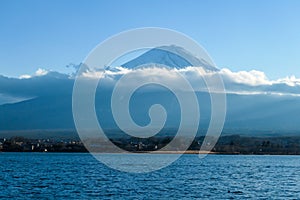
[{"left": 122, "top": 45, "right": 218, "bottom": 71}]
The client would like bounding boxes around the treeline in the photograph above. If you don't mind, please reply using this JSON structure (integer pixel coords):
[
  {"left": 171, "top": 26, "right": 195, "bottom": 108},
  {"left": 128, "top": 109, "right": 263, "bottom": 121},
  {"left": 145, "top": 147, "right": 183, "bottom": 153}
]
[
  {"left": 108, "top": 135, "right": 300, "bottom": 154},
  {"left": 0, "top": 135, "right": 300, "bottom": 154},
  {"left": 0, "top": 137, "right": 87, "bottom": 152},
  {"left": 214, "top": 135, "right": 300, "bottom": 155}
]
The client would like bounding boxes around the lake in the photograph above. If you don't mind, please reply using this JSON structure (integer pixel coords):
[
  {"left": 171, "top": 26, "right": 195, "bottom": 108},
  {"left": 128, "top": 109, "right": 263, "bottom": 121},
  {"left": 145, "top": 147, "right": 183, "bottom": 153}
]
[{"left": 0, "top": 153, "right": 299, "bottom": 199}]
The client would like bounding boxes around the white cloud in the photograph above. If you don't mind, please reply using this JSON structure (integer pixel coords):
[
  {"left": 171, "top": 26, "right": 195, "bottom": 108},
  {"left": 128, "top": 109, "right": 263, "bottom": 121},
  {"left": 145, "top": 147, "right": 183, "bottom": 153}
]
[
  {"left": 19, "top": 74, "right": 32, "bottom": 79},
  {"left": 17, "top": 66, "right": 300, "bottom": 96},
  {"left": 274, "top": 75, "right": 300, "bottom": 87},
  {"left": 80, "top": 66, "right": 300, "bottom": 96},
  {"left": 219, "top": 68, "right": 300, "bottom": 87},
  {"left": 219, "top": 68, "right": 271, "bottom": 86},
  {"left": 35, "top": 68, "right": 48, "bottom": 76},
  {"left": 19, "top": 68, "right": 49, "bottom": 79}
]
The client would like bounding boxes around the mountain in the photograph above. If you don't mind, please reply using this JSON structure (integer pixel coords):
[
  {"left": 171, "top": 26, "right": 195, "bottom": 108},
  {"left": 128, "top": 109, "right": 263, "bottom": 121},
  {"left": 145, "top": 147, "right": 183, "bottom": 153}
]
[
  {"left": 122, "top": 45, "right": 218, "bottom": 71},
  {"left": 1, "top": 46, "right": 300, "bottom": 138},
  {"left": 1, "top": 87, "right": 300, "bottom": 135}
]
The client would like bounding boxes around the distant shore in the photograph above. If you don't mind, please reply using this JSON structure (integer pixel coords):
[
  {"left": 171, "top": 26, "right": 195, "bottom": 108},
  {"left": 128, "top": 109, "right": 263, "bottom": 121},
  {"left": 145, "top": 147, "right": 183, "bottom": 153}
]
[
  {"left": 1, "top": 151, "right": 300, "bottom": 155},
  {"left": 1, "top": 135, "right": 300, "bottom": 155}
]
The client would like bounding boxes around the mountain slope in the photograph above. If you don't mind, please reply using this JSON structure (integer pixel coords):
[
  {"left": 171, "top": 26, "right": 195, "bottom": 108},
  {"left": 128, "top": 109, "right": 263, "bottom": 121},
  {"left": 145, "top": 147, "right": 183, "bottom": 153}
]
[
  {"left": 122, "top": 45, "right": 218, "bottom": 71},
  {"left": 1, "top": 90, "right": 300, "bottom": 134}
]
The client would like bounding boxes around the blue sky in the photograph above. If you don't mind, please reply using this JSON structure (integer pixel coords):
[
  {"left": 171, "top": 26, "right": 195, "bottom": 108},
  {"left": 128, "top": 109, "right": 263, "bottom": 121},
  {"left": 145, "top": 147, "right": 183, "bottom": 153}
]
[{"left": 0, "top": 0, "right": 299, "bottom": 79}]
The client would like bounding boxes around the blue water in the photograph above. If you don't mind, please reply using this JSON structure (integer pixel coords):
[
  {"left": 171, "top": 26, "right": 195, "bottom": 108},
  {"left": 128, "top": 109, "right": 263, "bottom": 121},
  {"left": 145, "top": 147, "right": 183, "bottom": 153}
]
[{"left": 0, "top": 153, "right": 299, "bottom": 199}]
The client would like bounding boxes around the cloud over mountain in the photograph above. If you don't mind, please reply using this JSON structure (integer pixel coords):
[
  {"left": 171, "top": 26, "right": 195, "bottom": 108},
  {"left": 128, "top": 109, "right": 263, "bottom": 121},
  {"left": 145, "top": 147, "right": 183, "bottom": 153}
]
[{"left": 81, "top": 66, "right": 300, "bottom": 96}]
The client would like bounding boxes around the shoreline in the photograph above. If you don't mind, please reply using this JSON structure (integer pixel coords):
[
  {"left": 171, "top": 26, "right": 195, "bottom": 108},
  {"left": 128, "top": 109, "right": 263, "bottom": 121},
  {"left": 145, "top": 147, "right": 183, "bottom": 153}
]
[
  {"left": 2, "top": 135, "right": 300, "bottom": 155},
  {"left": 1, "top": 151, "right": 299, "bottom": 155}
]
